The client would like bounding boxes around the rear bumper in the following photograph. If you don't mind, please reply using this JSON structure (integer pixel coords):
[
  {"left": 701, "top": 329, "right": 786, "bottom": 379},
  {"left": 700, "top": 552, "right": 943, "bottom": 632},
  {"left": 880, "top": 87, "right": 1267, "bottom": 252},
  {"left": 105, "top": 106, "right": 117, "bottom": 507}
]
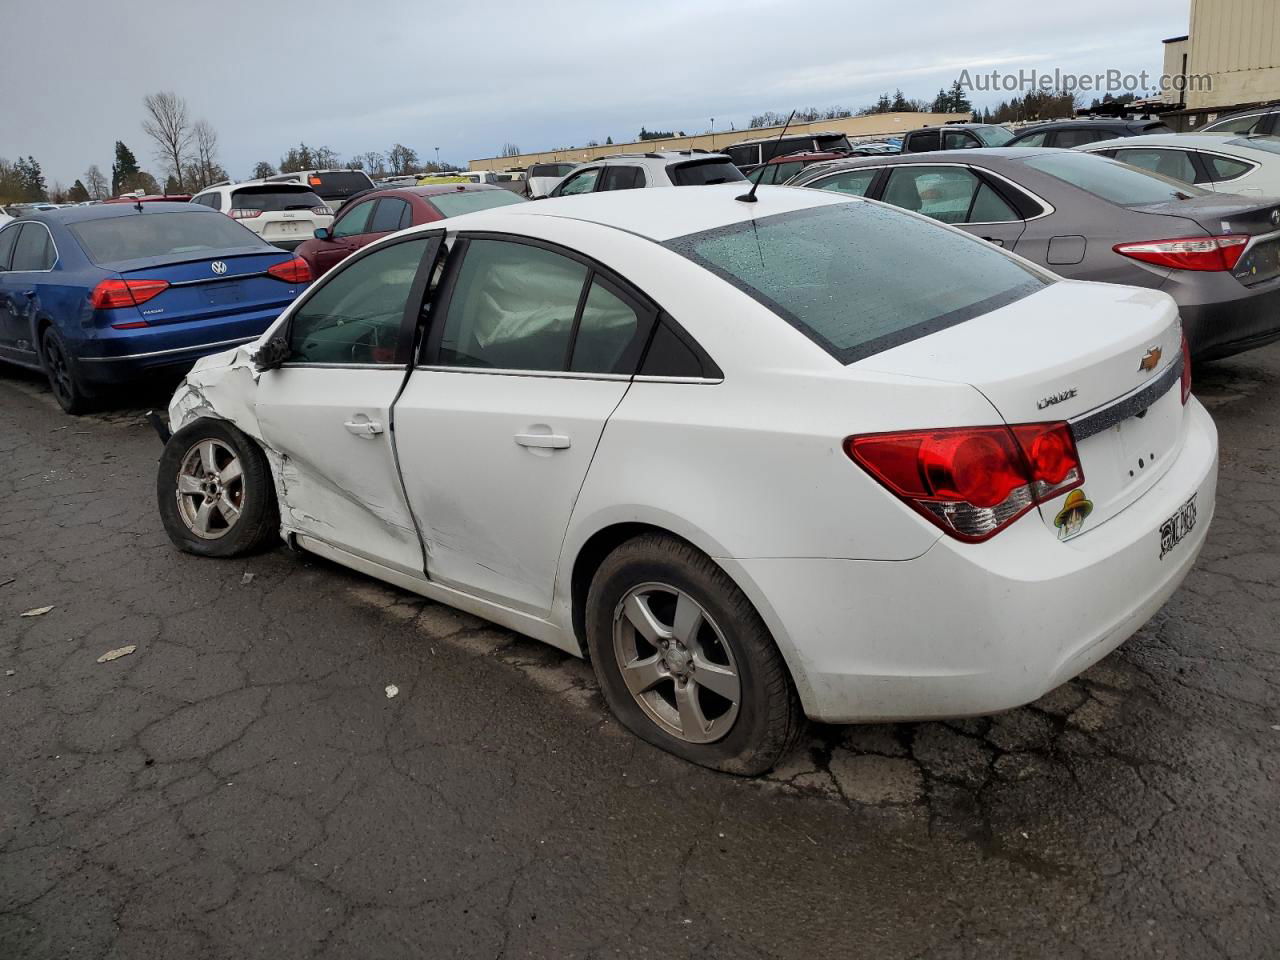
[
  {"left": 724, "top": 399, "right": 1219, "bottom": 723},
  {"left": 73, "top": 307, "right": 279, "bottom": 384},
  {"left": 1165, "top": 269, "right": 1280, "bottom": 360}
]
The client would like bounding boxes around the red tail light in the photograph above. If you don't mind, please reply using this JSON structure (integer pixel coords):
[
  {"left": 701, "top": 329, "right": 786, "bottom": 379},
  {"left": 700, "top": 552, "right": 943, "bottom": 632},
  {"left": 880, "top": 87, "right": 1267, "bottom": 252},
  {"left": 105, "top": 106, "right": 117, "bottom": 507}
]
[
  {"left": 90, "top": 278, "right": 170, "bottom": 310},
  {"left": 1114, "top": 235, "right": 1249, "bottom": 272},
  {"left": 267, "top": 256, "right": 312, "bottom": 284},
  {"left": 1181, "top": 331, "right": 1192, "bottom": 404},
  {"left": 845, "top": 422, "right": 1083, "bottom": 542},
  {"left": 227, "top": 208, "right": 263, "bottom": 220}
]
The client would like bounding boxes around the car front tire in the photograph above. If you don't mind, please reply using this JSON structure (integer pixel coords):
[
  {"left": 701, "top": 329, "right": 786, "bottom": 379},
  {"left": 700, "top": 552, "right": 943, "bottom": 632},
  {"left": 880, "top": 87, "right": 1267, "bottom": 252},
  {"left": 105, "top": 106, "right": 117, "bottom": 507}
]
[
  {"left": 157, "top": 418, "right": 279, "bottom": 558},
  {"left": 585, "top": 533, "right": 805, "bottom": 775}
]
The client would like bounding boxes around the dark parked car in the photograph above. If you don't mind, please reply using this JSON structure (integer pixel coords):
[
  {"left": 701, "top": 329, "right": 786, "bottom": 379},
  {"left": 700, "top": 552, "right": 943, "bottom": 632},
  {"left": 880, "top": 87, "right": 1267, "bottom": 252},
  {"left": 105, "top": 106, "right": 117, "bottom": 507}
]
[
  {"left": 263, "top": 169, "right": 376, "bottom": 212},
  {"left": 0, "top": 204, "right": 309, "bottom": 413},
  {"left": 786, "top": 148, "right": 1280, "bottom": 360},
  {"left": 734, "top": 151, "right": 847, "bottom": 184},
  {"left": 900, "top": 123, "right": 1015, "bottom": 152},
  {"left": 1201, "top": 104, "right": 1280, "bottom": 135},
  {"left": 1004, "top": 118, "right": 1172, "bottom": 148},
  {"left": 294, "top": 184, "right": 525, "bottom": 277}
]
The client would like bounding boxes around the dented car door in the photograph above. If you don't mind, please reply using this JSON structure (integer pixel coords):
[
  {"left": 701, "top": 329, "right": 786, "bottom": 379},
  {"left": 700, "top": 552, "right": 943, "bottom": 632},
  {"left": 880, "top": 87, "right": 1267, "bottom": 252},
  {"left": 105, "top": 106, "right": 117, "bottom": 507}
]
[{"left": 255, "top": 233, "right": 442, "bottom": 577}]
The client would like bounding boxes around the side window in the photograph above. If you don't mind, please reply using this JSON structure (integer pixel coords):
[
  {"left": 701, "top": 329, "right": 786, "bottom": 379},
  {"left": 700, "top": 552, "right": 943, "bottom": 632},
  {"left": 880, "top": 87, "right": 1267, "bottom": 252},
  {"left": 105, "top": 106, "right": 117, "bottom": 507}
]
[
  {"left": 1012, "top": 130, "right": 1048, "bottom": 147},
  {"left": 332, "top": 199, "right": 375, "bottom": 238},
  {"left": 1052, "top": 129, "right": 1109, "bottom": 148},
  {"left": 556, "top": 168, "right": 600, "bottom": 196},
  {"left": 770, "top": 161, "right": 805, "bottom": 184},
  {"left": 599, "top": 166, "right": 644, "bottom": 191},
  {"left": 438, "top": 239, "right": 587, "bottom": 370},
  {"left": 1112, "top": 148, "right": 1198, "bottom": 184},
  {"left": 904, "top": 131, "right": 941, "bottom": 153},
  {"left": 569, "top": 279, "right": 641, "bottom": 373},
  {"left": 640, "top": 318, "right": 713, "bottom": 378},
  {"left": 726, "top": 145, "right": 757, "bottom": 167},
  {"left": 883, "top": 166, "right": 981, "bottom": 224},
  {"left": 207, "top": 192, "right": 224, "bottom": 211},
  {"left": 369, "top": 197, "right": 410, "bottom": 233},
  {"left": 813, "top": 169, "right": 879, "bottom": 197},
  {"left": 0, "top": 223, "right": 20, "bottom": 270},
  {"left": 968, "top": 182, "right": 1019, "bottom": 222},
  {"left": 398, "top": 202, "right": 415, "bottom": 230},
  {"left": 943, "top": 130, "right": 980, "bottom": 149},
  {"left": 1204, "top": 154, "right": 1253, "bottom": 182},
  {"left": 1206, "top": 113, "right": 1263, "bottom": 134},
  {"left": 287, "top": 237, "right": 429, "bottom": 364},
  {"left": 10, "top": 224, "right": 55, "bottom": 271}
]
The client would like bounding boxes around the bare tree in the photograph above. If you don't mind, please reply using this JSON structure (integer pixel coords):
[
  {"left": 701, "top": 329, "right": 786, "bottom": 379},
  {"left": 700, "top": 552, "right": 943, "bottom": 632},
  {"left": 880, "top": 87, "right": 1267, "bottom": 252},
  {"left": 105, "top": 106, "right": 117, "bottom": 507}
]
[
  {"left": 500, "top": 142, "right": 522, "bottom": 157},
  {"left": 142, "top": 91, "right": 194, "bottom": 191},
  {"left": 190, "top": 119, "right": 225, "bottom": 189},
  {"left": 353, "top": 151, "right": 385, "bottom": 176},
  {"left": 387, "top": 143, "right": 419, "bottom": 175},
  {"left": 252, "top": 161, "right": 276, "bottom": 179},
  {"left": 83, "top": 164, "right": 109, "bottom": 200}
]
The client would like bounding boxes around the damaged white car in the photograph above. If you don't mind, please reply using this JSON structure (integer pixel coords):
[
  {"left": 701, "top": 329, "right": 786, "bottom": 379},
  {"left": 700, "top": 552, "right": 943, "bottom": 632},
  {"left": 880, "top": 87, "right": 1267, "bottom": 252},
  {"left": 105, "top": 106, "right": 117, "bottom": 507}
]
[{"left": 157, "top": 185, "right": 1218, "bottom": 774}]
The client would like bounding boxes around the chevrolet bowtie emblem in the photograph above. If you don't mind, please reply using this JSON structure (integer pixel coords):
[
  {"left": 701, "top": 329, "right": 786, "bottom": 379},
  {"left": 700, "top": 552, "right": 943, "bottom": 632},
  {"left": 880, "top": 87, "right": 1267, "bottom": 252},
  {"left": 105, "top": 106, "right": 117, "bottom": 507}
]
[{"left": 1138, "top": 346, "right": 1162, "bottom": 372}]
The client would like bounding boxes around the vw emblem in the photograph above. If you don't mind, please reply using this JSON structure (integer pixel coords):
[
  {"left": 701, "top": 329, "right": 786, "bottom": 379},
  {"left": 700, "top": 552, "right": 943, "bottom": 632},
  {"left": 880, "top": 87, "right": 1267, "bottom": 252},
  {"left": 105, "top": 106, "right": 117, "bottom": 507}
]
[{"left": 211, "top": 261, "right": 228, "bottom": 275}]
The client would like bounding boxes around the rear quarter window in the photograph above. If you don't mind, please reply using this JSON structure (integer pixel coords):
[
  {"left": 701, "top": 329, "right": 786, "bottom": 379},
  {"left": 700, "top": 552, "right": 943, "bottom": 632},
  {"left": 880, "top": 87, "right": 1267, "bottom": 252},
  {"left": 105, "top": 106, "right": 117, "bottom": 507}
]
[{"left": 666, "top": 201, "right": 1047, "bottom": 363}]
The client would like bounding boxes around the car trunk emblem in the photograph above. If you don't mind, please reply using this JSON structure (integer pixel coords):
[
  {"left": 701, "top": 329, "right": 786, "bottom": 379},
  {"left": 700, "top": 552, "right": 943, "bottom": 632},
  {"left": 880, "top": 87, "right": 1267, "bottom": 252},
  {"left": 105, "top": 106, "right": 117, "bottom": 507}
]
[
  {"left": 211, "top": 261, "right": 228, "bottom": 275},
  {"left": 1138, "top": 346, "right": 1162, "bottom": 372}
]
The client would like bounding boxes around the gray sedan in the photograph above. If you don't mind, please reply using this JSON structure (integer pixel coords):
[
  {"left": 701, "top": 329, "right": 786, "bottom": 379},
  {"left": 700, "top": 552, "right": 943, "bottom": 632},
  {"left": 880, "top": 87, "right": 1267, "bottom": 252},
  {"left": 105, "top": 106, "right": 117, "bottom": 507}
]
[{"left": 785, "top": 148, "right": 1280, "bottom": 360}]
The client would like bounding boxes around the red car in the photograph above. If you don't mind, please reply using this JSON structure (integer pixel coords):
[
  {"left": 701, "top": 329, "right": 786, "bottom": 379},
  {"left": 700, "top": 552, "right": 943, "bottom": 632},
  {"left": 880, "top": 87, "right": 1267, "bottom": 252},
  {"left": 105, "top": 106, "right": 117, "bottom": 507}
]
[
  {"left": 739, "top": 151, "right": 848, "bottom": 185},
  {"left": 295, "top": 183, "right": 525, "bottom": 276}
]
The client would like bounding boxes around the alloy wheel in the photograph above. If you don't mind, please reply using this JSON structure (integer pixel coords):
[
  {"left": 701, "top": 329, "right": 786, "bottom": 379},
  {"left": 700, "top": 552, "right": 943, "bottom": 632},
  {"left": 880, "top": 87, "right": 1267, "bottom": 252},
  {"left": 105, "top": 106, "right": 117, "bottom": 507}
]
[
  {"left": 612, "top": 583, "right": 741, "bottom": 744},
  {"left": 175, "top": 439, "right": 247, "bottom": 540}
]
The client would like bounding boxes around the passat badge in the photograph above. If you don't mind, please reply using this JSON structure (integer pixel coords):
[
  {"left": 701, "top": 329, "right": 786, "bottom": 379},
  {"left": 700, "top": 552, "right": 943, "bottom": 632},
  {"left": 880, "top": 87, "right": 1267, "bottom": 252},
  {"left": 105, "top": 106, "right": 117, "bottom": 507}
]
[
  {"left": 1138, "top": 346, "right": 1162, "bottom": 372},
  {"left": 211, "top": 260, "right": 228, "bottom": 275},
  {"left": 1037, "top": 387, "right": 1077, "bottom": 410}
]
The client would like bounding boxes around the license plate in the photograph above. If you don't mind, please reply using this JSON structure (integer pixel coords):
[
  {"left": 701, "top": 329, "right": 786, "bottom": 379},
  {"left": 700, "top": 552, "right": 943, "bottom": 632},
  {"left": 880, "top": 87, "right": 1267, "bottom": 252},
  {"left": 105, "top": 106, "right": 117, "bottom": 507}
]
[
  {"left": 1159, "top": 493, "right": 1197, "bottom": 560},
  {"left": 276, "top": 221, "right": 301, "bottom": 234}
]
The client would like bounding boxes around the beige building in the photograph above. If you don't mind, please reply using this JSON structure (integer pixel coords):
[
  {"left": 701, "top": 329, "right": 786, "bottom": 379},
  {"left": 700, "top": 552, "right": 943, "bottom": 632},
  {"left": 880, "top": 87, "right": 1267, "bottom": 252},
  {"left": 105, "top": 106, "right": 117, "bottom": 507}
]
[
  {"left": 1162, "top": 0, "right": 1280, "bottom": 127},
  {"left": 469, "top": 112, "right": 969, "bottom": 172}
]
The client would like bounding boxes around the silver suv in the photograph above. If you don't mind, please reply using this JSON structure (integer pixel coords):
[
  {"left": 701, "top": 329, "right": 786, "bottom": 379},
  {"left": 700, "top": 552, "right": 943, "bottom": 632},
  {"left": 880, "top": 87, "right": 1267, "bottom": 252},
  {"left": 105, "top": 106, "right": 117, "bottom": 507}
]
[{"left": 547, "top": 151, "right": 746, "bottom": 197}]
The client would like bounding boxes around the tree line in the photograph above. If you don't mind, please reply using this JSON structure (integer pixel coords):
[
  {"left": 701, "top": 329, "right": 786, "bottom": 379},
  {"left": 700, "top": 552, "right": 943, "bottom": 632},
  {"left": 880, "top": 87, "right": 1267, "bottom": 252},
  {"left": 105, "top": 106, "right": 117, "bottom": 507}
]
[{"left": 748, "top": 79, "right": 975, "bottom": 129}]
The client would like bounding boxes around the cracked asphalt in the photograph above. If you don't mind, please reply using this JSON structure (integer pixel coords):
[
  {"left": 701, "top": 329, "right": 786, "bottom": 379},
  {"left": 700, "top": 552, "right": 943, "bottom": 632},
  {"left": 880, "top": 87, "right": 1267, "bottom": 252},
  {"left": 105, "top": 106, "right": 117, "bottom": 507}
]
[{"left": 1, "top": 345, "right": 1278, "bottom": 960}]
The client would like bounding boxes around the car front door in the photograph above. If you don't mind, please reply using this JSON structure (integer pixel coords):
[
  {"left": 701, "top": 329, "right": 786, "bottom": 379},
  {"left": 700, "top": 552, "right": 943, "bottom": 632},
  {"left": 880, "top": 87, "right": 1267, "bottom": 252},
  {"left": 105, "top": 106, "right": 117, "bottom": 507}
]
[
  {"left": 0, "top": 222, "right": 25, "bottom": 357},
  {"left": 313, "top": 197, "right": 377, "bottom": 275},
  {"left": 0, "top": 223, "right": 56, "bottom": 359},
  {"left": 880, "top": 165, "right": 1026, "bottom": 248},
  {"left": 393, "top": 234, "right": 656, "bottom": 615},
  {"left": 254, "top": 232, "right": 444, "bottom": 576}
]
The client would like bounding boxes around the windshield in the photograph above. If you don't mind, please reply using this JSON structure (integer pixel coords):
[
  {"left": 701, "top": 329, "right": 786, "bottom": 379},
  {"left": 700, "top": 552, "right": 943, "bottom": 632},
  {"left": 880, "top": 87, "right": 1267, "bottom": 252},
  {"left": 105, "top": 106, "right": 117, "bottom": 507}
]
[
  {"left": 1021, "top": 151, "right": 1208, "bottom": 205},
  {"left": 973, "top": 125, "right": 1015, "bottom": 146},
  {"left": 230, "top": 187, "right": 326, "bottom": 212},
  {"left": 529, "top": 163, "right": 577, "bottom": 179},
  {"left": 429, "top": 190, "right": 527, "bottom": 217},
  {"left": 668, "top": 159, "right": 747, "bottom": 186},
  {"left": 666, "top": 202, "right": 1046, "bottom": 363},
  {"left": 308, "top": 171, "right": 374, "bottom": 199},
  {"left": 70, "top": 211, "right": 268, "bottom": 265}
]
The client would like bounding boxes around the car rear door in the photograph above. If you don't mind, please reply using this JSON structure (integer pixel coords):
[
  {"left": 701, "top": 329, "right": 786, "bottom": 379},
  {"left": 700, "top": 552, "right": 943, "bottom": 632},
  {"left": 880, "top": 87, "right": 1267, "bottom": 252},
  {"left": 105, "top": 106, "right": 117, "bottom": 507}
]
[
  {"left": 0, "top": 222, "right": 57, "bottom": 357},
  {"left": 0, "top": 222, "right": 26, "bottom": 356},
  {"left": 253, "top": 232, "right": 444, "bottom": 576},
  {"left": 392, "top": 234, "right": 656, "bottom": 615}
]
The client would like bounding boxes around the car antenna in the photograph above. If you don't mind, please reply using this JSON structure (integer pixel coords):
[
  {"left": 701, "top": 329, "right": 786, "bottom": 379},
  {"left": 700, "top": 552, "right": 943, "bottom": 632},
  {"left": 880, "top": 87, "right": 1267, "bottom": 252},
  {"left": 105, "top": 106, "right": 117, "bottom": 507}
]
[{"left": 736, "top": 110, "right": 796, "bottom": 204}]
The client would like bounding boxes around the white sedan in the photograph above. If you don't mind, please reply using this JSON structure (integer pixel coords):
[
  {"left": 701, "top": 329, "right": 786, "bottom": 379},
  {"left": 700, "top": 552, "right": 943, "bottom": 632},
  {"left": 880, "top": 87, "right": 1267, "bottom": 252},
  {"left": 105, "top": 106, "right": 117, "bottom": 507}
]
[
  {"left": 156, "top": 185, "right": 1218, "bottom": 774},
  {"left": 1079, "top": 132, "right": 1280, "bottom": 196}
]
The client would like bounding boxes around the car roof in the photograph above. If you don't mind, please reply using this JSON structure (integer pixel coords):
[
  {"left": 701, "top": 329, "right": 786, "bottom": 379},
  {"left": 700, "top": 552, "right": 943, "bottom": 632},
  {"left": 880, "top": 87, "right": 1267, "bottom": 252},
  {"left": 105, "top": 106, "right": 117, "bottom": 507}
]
[
  {"left": 1084, "top": 132, "right": 1280, "bottom": 152},
  {"left": 18, "top": 201, "right": 210, "bottom": 224},
  {"left": 423, "top": 182, "right": 850, "bottom": 243}
]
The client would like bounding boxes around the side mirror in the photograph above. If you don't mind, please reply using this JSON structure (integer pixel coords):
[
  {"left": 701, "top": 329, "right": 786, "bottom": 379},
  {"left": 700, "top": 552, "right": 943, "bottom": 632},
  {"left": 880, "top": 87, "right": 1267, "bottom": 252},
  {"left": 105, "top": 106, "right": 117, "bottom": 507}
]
[
  {"left": 251, "top": 334, "right": 291, "bottom": 372},
  {"left": 314, "top": 227, "right": 332, "bottom": 240}
]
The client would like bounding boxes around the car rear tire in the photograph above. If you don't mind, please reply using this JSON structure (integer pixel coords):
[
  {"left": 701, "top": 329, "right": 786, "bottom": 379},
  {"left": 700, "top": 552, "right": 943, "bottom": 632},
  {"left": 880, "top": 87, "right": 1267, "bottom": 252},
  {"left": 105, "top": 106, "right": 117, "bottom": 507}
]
[
  {"left": 157, "top": 418, "right": 279, "bottom": 558},
  {"left": 585, "top": 533, "right": 805, "bottom": 775},
  {"left": 41, "top": 326, "right": 92, "bottom": 415}
]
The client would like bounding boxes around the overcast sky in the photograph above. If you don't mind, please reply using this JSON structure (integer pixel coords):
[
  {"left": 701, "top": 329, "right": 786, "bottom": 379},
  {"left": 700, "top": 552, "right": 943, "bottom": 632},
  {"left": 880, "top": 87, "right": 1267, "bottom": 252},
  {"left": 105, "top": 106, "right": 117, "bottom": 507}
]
[{"left": 3, "top": 0, "right": 1187, "bottom": 189}]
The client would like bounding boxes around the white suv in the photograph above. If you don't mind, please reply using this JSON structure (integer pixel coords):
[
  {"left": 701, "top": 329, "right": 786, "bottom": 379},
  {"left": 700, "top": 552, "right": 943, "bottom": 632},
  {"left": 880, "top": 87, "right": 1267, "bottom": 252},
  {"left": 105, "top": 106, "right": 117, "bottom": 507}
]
[
  {"left": 190, "top": 182, "right": 335, "bottom": 250},
  {"left": 546, "top": 151, "right": 746, "bottom": 197}
]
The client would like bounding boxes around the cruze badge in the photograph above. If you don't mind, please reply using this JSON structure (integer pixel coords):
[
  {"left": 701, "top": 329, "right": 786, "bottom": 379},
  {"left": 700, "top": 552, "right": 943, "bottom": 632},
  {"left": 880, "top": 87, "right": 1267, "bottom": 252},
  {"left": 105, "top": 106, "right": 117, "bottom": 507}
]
[
  {"left": 1037, "top": 387, "right": 1077, "bottom": 410},
  {"left": 1138, "top": 346, "right": 1162, "bottom": 372},
  {"left": 211, "top": 260, "right": 228, "bottom": 275}
]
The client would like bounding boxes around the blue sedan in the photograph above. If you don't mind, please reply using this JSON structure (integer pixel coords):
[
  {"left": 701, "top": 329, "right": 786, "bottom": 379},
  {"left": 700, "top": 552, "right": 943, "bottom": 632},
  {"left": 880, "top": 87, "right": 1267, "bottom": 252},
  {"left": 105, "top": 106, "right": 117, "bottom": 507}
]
[{"left": 0, "top": 202, "right": 311, "bottom": 413}]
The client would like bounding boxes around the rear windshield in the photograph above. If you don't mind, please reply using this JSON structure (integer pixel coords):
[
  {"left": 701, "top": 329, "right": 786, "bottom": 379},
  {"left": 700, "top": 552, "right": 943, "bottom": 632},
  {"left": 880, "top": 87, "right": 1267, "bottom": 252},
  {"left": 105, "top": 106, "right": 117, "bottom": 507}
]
[
  {"left": 814, "top": 135, "right": 853, "bottom": 152},
  {"left": 69, "top": 211, "right": 268, "bottom": 265},
  {"left": 529, "top": 163, "right": 577, "bottom": 178},
  {"left": 1230, "top": 136, "right": 1280, "bottom": 154},
  {"left": 668, "top": 159, "right": 747, "bottom": 186},
  {"left": 307, "top": 171, "right": 374, "bottom": 199},
  {"left": 972, "top": 125, "right": 1015, "bottom": 146},
  {"left": 666, "top": 202, "right": 1046, "bottom": 363},
  {"left": 230, "top": 187, "right": 326, "bottom": 212},
  {"left": 1021, "top": 151, "right": 1208, "bottom": 205},
  {"left": 428, "top": 190, "right": 527, "bottom": 217}
]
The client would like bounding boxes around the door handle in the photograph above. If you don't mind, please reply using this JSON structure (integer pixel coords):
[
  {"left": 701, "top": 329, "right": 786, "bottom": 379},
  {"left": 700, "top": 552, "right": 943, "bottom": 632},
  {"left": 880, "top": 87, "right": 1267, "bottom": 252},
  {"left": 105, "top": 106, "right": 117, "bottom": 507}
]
[
  {"left": 514, "top": 432, "right": 571, "bottom": 449},
  {"left": 980, "top": 236, "right": 1005, "bottom": 247},
  {"left": 344, "top": 419, "right": 384, "bottom": 437}
]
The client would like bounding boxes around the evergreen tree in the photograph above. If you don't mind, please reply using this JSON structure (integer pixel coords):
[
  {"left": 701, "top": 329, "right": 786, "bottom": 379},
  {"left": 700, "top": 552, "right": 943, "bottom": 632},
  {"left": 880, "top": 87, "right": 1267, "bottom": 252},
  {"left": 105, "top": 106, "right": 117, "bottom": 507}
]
[
  {"left": 15, "top": 156, "right": 46, "bottom": 200},
  {"left": 111, "top": 141, "right": 140, "bottom": 196},
  {"left": 949, "top": 79, "right": 973, "bottom": 114},
  {"left": 69, "top": 179, "right": 90, "bottom": 202}
]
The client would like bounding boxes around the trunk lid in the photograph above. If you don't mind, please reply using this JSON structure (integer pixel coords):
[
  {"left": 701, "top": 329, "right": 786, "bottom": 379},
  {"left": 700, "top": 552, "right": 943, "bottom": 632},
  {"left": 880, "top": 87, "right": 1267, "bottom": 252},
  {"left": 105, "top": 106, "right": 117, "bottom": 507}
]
[
  {"left": 107, "top": 250, "right": 302, "bottom": 328},
  {"left": 1133, "top": 195, "right": 1280, "bottom": 288},
  {"left": 855, "top": 279, "right": 1186, "bottom": 538}
]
